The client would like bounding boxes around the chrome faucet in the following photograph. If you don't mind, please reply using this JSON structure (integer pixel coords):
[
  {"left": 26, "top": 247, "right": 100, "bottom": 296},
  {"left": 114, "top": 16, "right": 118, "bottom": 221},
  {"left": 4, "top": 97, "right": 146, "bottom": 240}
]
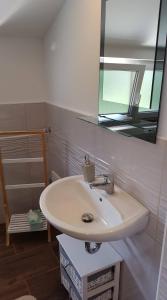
[{"left": 89, "top": 174, "right": 114, "bottom": 195}]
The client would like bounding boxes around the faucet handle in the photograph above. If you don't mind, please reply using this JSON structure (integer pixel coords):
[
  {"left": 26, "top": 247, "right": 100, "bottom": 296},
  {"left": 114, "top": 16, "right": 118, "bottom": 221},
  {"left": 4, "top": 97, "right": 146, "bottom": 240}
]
[
  {"left": 102, "top": 174, "right": 114, "bottom": 183},
  {"left": 104, "top": 174, "right": 114, "bottom": 194},
  {"left": 89, "top": 175, "right": 108, "bottom": 187},
  {"left": 89, "top": 174, "right": 114, "bottom": 194}
]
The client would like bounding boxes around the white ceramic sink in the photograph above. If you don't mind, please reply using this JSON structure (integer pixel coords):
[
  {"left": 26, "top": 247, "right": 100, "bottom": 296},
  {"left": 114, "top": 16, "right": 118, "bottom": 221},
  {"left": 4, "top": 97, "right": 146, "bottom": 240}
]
[{"left": 40, "top": 175, "right": 149, "bottom": 242}]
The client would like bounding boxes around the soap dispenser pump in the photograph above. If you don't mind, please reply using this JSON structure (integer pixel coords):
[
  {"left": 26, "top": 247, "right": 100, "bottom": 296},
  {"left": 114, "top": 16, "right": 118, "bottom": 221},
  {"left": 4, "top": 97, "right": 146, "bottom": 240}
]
[{"left": 82, "top": 155, "right": 95, "bottom": 183}]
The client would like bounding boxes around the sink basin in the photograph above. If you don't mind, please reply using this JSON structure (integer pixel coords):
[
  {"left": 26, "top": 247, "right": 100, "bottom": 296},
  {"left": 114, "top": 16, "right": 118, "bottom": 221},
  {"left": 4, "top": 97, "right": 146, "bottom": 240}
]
[{"left": 40, "top": 175, "right": 149, "bottom": 242}]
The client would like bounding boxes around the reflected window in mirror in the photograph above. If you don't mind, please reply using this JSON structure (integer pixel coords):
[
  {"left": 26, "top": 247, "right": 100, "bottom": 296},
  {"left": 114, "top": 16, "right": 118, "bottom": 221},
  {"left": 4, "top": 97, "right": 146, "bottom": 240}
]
[{"left": 98, "top": 0, "right": 167, "bottom": 143}]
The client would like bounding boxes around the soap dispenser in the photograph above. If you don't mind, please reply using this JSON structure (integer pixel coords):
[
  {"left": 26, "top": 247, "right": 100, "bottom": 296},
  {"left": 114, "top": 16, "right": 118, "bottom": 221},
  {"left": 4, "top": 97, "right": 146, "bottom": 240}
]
[{"left": 82, "top": 155, "right": 95, "bottom": 183}]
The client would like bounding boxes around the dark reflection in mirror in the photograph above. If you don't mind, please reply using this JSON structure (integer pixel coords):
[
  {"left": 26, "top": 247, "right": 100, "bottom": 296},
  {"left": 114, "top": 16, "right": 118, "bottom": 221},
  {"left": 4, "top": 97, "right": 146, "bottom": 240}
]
[{"left": 98, "top": 0, "right": 167, "bottom": 143}]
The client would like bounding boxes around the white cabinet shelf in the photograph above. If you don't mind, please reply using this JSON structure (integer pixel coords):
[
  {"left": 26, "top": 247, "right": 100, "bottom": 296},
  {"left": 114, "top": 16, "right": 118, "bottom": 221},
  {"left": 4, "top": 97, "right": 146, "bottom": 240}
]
[
  {"left": 8, "top": 212, "right": 47, "bottom": 234},
  {"left": 57, "top": 234, "right": 122, "bottom": 300}
]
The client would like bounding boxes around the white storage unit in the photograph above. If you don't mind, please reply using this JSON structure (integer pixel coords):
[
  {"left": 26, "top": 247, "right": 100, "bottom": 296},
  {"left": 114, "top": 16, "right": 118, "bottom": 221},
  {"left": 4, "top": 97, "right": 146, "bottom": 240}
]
[{"left": 57, "top": 234, "right": 122, "bottom": 300}]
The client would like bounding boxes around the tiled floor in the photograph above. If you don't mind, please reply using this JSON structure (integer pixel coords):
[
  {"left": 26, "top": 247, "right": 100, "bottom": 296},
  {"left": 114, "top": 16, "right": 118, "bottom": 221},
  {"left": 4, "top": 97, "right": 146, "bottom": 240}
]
[{"left": 0, "top": 225, "right": 69, "bottom": 300}]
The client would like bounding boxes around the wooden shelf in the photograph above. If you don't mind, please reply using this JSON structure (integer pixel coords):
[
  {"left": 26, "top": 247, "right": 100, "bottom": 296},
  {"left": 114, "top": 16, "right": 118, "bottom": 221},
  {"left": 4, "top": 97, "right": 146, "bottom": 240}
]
[
  {"left": 5, "top": 183, "right": 45, "bottom": 190},
  {"left": 0, "top": 129, "right": 51, "bottom": 246},
  {"left": 2, "top": 157, "right": 44, "bottom": 164}
]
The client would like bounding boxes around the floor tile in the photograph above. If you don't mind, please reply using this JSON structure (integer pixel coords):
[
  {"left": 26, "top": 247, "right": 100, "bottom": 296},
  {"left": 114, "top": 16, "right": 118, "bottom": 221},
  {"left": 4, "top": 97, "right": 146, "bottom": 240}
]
[
  {"left": 0, "top": 224, "right": 66, "bottom": 299},
  {"left": 0, "top": 245, "right": 59, "bottom": 286},
  {"left": 28, "top": 269, "right": 68, "bottom": 300},
  {"left": 13, "top": 231, "right": 48, "bottom": 254},
  {"left": 0, "top": 244, "right": 15, "bottom": 259},
  {"left": 0, "top": 281, "right": 30, "bottom": 300}
]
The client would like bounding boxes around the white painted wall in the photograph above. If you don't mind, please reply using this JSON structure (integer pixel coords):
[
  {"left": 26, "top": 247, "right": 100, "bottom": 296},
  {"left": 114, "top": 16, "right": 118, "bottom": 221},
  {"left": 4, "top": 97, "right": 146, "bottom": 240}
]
[
  {"left": 0, "top": 37, "right": 48, "bottom": 104},
  {"left": 44, "top": 0, "right": 101, "bottom": 116},
  {"left": 44, "top": 0, "right": 167, "bottom": 138}
]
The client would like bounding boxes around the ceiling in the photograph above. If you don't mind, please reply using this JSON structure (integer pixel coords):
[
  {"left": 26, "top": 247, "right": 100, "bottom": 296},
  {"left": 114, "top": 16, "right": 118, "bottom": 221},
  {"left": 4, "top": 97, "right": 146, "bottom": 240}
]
[
  {"left": 105, "top": 0, "right": 161, "bottom": 47},
  {"left": 0, "top": 0, "right": 65, "bottom": 38}
]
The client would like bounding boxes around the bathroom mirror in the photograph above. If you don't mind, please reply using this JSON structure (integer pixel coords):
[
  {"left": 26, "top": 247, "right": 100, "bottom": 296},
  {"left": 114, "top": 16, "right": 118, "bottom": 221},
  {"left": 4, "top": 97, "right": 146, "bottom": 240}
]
[{"left": 98, "top": 0, "right": 167, "bottom": 143}]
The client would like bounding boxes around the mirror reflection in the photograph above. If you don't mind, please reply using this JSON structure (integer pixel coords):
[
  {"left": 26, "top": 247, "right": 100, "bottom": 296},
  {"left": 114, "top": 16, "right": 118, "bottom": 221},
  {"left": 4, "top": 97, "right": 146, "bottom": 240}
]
[{"left": 98, "top": 0, "right": 167, "bottom": 143}]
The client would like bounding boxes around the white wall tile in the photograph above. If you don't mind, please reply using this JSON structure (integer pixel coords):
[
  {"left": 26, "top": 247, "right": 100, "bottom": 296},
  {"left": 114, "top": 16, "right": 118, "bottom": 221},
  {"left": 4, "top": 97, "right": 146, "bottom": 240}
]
[
  {"left": 111, "top": 233, "right": 161, "bottom": 300},
  {"left": 46, "top": 103, "right": 167, "bottom": 300},
  {"left": 156, "top": 217, "right": 167, "bottom": 300}
]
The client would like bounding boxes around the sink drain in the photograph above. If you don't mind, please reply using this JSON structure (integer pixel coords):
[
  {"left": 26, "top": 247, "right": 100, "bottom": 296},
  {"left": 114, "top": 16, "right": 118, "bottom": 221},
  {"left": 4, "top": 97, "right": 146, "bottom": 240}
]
[{"left": 82, "top": 213, "right": 94, "bottom": 223}]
